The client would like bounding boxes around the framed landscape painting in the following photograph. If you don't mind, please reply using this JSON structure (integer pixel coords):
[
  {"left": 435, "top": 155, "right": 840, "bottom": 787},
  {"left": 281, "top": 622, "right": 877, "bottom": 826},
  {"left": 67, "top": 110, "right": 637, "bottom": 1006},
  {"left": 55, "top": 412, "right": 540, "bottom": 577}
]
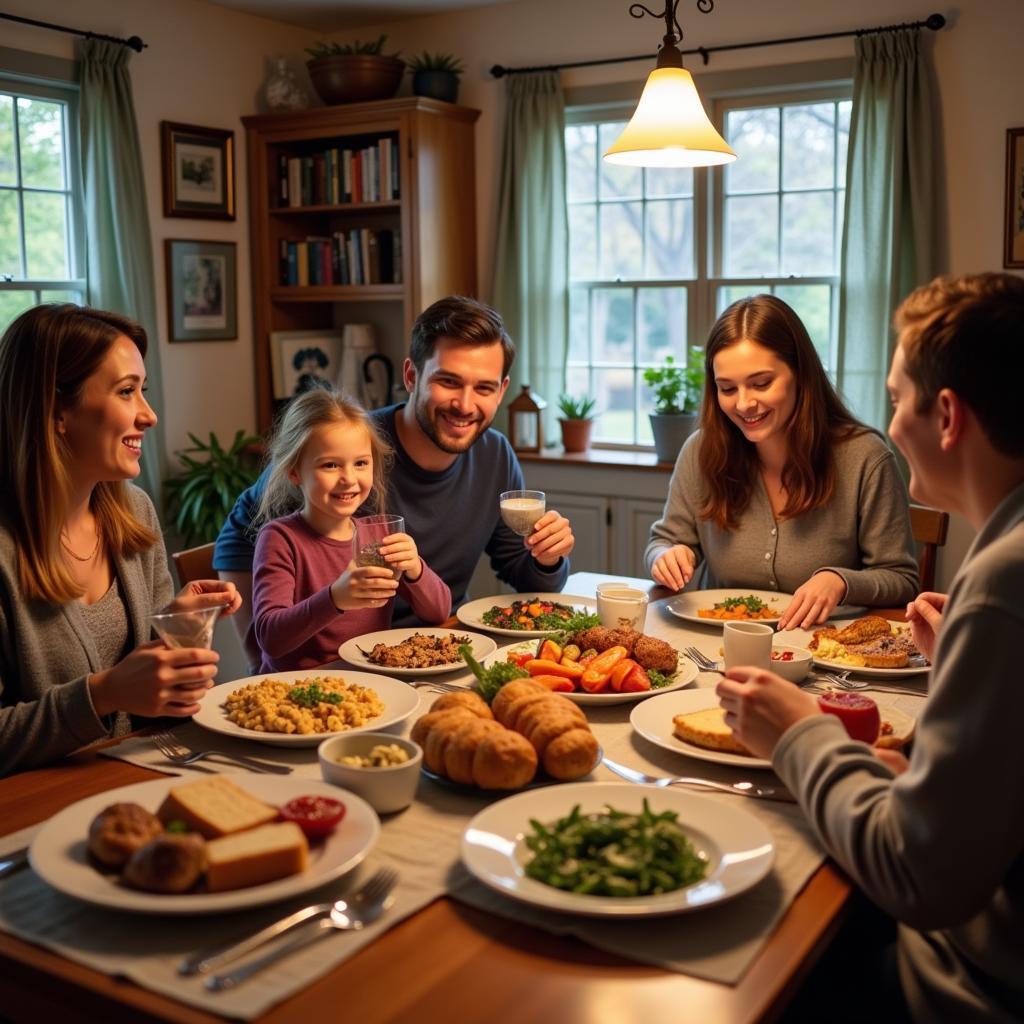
[
  {"left": 1005, "top": 127, "right": 1024, "bottom": 268},
  {"left": 165, "top": 239, "right": 237, "bottom": 342},
  {"left": 161, "top": 121, "right": 235, "bottom": 220}
]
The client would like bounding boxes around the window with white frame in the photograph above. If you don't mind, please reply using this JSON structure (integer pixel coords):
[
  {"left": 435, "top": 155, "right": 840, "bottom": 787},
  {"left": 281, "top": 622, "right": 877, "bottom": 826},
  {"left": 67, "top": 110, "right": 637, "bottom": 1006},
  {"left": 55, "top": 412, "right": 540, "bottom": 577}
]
[
  {"left": 565, "top": 84, "right": 851, "bottom": 447},
  {"left": 0, "top": 75, "right": 85, "bottom": 331}
]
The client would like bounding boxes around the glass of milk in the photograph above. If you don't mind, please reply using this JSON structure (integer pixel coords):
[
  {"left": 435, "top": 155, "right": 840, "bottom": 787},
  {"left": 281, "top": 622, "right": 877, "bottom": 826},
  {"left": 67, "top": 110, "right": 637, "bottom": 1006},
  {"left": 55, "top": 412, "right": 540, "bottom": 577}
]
[{"left": 499, "top": 490, "right": 546, "bottom": 537}]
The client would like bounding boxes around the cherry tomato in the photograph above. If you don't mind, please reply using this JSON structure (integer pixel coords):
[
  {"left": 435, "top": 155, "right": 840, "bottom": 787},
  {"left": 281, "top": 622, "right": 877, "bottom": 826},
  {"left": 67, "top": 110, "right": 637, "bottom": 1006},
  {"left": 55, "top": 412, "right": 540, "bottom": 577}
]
[{"left": 279, "top": 795, "right": 346, "bottom": 839}]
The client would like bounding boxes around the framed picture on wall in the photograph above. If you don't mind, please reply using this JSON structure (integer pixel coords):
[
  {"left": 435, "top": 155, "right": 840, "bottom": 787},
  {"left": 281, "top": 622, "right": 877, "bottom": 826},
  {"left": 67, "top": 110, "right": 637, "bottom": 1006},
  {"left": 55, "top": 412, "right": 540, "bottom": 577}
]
[
  {"left": 165, "top": 239, "right": 237, "bottom": 342},
  {"left": 269, "top": 329, "right": 345, "bottom": 399},
  {"left": 1004, "top": 127, "right": 1024, "bottom": 268},
  {"left": 161, "top": 121, "right": 235, "bottom": 220}
]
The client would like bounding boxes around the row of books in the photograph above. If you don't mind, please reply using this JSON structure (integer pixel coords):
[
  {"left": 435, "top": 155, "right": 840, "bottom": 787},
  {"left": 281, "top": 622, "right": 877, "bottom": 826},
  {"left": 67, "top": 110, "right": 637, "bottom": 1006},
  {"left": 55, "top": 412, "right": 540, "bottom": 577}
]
[
  {"left": 278, "top": 137, "right": 399, "bottom": 207},
  {"left": 279, "top": 230, "right": 402, "bottom": 287}
]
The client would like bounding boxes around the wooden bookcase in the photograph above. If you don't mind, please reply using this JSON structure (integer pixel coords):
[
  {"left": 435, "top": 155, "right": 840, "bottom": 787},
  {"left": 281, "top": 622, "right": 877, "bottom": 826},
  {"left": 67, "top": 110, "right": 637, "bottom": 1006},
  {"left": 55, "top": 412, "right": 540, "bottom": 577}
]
[{"left": 242, "top": 97, "right": 480, "bottom": 431}]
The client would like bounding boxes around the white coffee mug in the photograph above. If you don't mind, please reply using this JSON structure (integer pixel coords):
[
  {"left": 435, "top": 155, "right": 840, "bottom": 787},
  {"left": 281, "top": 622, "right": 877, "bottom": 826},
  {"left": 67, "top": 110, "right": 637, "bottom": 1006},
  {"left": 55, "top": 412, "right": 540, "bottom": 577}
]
[
  {"left": 722, "top": 621, "right": 774, "bottom": 671},
  {"left": 596, "top": 583, "right": 649, "bottom": 632}
]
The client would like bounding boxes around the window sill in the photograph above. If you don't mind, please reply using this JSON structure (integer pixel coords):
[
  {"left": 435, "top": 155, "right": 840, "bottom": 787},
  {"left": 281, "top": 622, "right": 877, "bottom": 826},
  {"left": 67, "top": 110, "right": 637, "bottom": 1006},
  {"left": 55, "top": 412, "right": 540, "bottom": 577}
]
[{"left": 517, "top": 447, "right": 674, "bottom": 473}]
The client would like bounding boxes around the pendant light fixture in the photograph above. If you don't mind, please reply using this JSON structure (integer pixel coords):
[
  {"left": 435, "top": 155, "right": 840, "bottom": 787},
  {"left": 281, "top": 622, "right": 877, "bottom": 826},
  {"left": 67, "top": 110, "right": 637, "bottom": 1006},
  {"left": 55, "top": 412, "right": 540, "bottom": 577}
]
[{"left": 604, "top": 0, "right": 736, "bottom": 168}]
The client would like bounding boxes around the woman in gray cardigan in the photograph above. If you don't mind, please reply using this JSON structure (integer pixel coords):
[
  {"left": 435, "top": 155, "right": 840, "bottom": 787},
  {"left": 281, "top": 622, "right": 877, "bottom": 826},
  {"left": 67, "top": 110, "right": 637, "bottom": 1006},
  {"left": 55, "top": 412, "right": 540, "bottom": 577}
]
[
  {"left": 0, "top": 304, "right": 240, "bottom": 776},
  {"left": 645, "top": 295, "right": 918, "bottom": 629}
]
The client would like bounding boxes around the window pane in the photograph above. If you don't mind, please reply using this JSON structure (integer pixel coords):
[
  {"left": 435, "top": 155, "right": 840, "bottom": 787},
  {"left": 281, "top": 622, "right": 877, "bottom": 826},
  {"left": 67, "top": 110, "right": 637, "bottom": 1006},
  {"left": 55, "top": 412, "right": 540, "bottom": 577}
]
[
  {"left": 0, "top": 189, "right": 20, "bottom": 277},
  {"left": 24, "top": 191, "right": 67, "bottom": 278},
  {"left": 781, "top": 191, "right": 833, "bottom": 275},
  {"left": 0, "top": 95, "right": 15, "bottom": 186},
  {"left": 782, "top": 103, "right": 835, "bottom": 190},
  {"left": 599, "top": 122, "right": 642, "bottom": 199},
  {"left": 837, "top": 101, "right": 851, "bottom": 188},
  {"left": 725, "top": 107, "right": 779, "bottom": 194},
  {"left": 568, "top": 286, "right": 589, "bottom": 363},
  {"left": 592, "top": 367, "right": 635, "bottom": 443},
  {"left": 638, "top": 287, "right": 686, "bottom": 365},
  {"left": 775, "top": 284, "right": 832, "bottom": 365},
  {"left": 717, "top": 284, "right": 764, "bottom": 314},
  {"left": 18, "top": 98, "right": 64, "bottom": 190},
  {"left": 564, "top": 365, "right": 590, "bottom": 404},
  {"left": 566, "top": 123, "right": 596, "bottom": 202},
  {"left": 569, "top": 204, "right": 596, "bottom": 280},
  {"left": 645, "top": 165, "right": 692, "bottom": 198},
  {"left": 41, "top": 288, "right": 82, "bottom": 304},
  {"left": 636, "top": 373, "right": 654, "bottom": 444},
  {"left": 592, "top": 288, "right": 633, "bottom": 364},
  {"left": 599, "top": 201, "right": 643, "bottom": 279},
  {"left": 0, "top": 289, "right": 34, "bottom": 331},
  {"left": 645, "top": 199, "right": 693, "bottom": 279},
  {"left": 835, "top": 189, "right": 846, "bottom": 270},
  {"left": 724, "top": 194, "right": 778, "bottom": 276}
]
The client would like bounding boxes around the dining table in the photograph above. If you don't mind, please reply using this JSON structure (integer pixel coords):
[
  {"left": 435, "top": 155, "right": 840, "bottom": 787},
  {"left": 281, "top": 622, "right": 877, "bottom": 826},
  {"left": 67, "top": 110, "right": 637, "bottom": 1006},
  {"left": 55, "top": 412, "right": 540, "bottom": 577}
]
[{"left": 0, "top": 571, "right": 924, "bottom": 1024}]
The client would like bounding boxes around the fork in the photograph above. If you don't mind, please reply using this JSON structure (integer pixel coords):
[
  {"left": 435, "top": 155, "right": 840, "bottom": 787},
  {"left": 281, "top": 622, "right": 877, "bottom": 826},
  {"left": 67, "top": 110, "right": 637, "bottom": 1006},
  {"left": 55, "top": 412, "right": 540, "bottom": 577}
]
[
  {"left": 602, "top": 756, "right": 795, "bottom": 802},
  {"left": 406, "top": 680, "right": 472, "bottom": 693},
  {"left": 201, "top": 868, "right": 398, "bottom": 991},
  {"left": 150, "top": 731, "right": 292, "bottom": 775},
  {"left": 818, "top": 673, "right": 925, "bottom": 697},
  {"left": 683, "top": 647, "right": 724, "bottom": 674}
]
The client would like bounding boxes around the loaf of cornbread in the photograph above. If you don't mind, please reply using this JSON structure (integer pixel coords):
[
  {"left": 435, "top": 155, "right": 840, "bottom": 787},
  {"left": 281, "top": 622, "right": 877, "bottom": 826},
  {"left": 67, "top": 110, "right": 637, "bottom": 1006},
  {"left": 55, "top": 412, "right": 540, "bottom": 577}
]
[
  {"left": 156, "top": 776, "right": 279, "bottom": 838},
  {"left": 672, "top": 707, "right": 751, "bottom": 755},
  {"left": 205, "top": 821, "right": 309, "bottom": 892}
]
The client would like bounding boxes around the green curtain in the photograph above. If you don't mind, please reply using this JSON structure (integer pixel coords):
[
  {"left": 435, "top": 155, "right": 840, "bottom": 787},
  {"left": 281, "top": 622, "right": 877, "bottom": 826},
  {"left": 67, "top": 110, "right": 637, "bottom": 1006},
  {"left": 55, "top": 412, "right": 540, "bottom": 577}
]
[
  {"left": 836, "top": 28, "right": 940, "bottom": 431},
  {"left": 79, "top": 39, "right": 166, "bottom": 511},
  {"left": 491, "top": 71, "right": 568, "bottom": 444}
]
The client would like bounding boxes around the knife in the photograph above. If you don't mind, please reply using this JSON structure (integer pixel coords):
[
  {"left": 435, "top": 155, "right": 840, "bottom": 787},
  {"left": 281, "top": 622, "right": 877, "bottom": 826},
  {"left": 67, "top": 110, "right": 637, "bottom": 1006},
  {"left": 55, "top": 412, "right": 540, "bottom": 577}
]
[{"left": 0, "top": 846, "right": 30, "bottom": 881}]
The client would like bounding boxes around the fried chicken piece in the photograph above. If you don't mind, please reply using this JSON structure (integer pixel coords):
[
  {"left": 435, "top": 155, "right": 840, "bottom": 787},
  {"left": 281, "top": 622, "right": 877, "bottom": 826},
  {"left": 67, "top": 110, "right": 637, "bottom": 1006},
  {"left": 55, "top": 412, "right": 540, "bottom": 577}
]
[
  {"left": 632, "top": 634, "right": 678, "bottom": 673},
  {"left": 833, "top": 616, "right": 892, "bottom": 645},
  {"left": 571, "top": 626, "right": 639, "bottom": 655}
]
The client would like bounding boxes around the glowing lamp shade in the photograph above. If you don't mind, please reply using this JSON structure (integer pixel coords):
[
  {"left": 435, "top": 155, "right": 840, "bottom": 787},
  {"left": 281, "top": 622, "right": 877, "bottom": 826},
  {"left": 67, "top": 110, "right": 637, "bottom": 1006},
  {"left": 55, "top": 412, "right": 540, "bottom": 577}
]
[{"left": 604, "top": 67, "right": 737, "bottom": 168}]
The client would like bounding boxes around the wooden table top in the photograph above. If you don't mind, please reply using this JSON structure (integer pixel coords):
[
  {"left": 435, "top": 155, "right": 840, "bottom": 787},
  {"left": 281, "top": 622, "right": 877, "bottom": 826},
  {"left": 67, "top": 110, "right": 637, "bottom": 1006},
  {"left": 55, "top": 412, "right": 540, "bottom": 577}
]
[{"left": 0, "top": 573, "right": 856, "bottom": 1024}]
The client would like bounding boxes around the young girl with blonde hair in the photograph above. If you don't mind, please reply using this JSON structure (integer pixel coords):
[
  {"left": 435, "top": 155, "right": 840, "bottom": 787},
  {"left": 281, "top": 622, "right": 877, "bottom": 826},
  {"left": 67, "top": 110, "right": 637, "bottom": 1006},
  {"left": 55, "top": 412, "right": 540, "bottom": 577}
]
[{"left": 252, "top": 388, "right": 450, "bottom": 671}]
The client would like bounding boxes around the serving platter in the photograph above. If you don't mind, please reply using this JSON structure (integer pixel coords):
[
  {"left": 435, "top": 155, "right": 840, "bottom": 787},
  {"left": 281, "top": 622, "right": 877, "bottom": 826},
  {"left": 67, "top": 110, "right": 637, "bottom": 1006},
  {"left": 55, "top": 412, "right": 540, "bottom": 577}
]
[
  {"left": 461, "top": 781, "right": 774, "bottom": 917},
  {"left": 30, "top": 775, "right": 379, "bottom": 915},
  {"left": 456, "top": 593, "right": 596, "bottom": 638},
  {"left": 665, "top": 589, "right": 793, "bottom": 628},
  {"left": 193, "top": 670, "right": 419, "bottom": 747},
  {"left": 338, "top": 627, "right": 496, "bottom": 677},
  {"left": 482, "top": 641, "right": 697, "bottom": 706}
]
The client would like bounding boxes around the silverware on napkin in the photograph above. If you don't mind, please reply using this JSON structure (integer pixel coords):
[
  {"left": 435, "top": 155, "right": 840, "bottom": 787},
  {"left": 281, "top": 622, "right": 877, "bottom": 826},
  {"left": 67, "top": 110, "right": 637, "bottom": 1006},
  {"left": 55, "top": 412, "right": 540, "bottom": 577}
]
[
  {"left": 0, "top": 846, "right": 29, "bottom": 881},
  {"left": 602, "top": 755, "right": 796, "bottom": 802}
]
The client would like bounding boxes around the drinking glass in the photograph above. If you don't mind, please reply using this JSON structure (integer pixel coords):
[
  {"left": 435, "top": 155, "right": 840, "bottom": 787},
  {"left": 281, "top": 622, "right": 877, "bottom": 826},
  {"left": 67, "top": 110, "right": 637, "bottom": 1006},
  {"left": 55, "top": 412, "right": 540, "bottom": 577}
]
[
  {"left": 499, "top": 490, "right": 546, "bottom": 537},
  {"left": 596, "top": 582, "right": 649, "bottom": 632},
  {"left": 354, "top": 514, "right": 405, "bottom": 580},
  {"left": 149, "top": 605, "right": 223, "bottom": 650},
  {"left": 723, "top": 621, "right": 774, "bottom": 671}
]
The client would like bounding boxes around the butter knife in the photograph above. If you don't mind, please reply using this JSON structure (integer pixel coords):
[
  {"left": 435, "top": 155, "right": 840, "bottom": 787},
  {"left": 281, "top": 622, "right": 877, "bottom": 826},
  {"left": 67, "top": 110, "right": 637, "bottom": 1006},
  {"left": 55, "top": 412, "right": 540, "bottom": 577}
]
[{"left": 0, "top": 846, "right": 30, "bottom": 881}]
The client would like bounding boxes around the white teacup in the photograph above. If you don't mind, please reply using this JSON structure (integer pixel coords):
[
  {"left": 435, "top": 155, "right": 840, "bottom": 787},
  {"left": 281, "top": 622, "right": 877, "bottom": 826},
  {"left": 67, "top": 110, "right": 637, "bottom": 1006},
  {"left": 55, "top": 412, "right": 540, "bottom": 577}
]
[
  {"left": 723, "top": 621, "right": 774, "bottom": 671},
  {"left": 596, "top": 583, "right": 649, "bottom": 632}
]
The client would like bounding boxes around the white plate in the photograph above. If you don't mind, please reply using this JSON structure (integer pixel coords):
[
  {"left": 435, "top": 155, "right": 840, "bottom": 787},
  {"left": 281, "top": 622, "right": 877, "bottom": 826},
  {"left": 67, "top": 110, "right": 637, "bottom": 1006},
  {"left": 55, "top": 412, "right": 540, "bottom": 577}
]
[
  {"left": 29, "top": 774, "right": 379, "bottom": 915},
  {"left": 194, "top": 670, "right": 420, "bottom": 747},
  {"left": 482, "top": 641, "right": 697, "bottom": 706},
  {"left": 457, "top": 593, "right": 596, "bottom": 638},
  {"left": 461, "top": 781, "right": 774, "bottom": 917},
  {"left": 338, "top": 627, "right": 496, "bottom": 677},
  {"left": 665, "top": 589, "right": 792, "bottom": 629},
  {"left": 631, "top": 689, "right": 773, "bottom": 769},
  {"left": 811, "top": 655, "right": 930, "bottom": 679}
]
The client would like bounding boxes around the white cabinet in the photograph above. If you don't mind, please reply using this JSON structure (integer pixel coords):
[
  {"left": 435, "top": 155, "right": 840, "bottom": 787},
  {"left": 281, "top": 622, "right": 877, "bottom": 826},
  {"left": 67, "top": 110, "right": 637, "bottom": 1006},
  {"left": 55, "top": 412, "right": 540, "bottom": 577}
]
[
  {"left": 545, "top": 492, "right": 608, "bottom": 573},
  {"left": 612, "top": 497, "right": 666, "bottom": 577}
]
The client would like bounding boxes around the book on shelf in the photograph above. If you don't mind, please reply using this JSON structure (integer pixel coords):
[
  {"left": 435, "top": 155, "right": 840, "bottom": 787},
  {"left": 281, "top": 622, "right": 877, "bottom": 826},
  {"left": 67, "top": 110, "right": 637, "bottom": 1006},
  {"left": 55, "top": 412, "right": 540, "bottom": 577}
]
[
  {"left": 276, "top": 134, "right": 400, "bottom": 207},
  {"left": 279, "top": 229, "right": 402, "bottom": 287}
]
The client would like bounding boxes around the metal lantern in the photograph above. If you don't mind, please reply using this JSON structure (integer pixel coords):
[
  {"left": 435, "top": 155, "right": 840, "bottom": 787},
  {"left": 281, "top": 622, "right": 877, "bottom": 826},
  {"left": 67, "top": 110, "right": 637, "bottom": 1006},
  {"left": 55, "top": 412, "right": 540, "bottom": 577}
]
[{"left": 507, "top": 385, "right": 547, "bottom": 454}]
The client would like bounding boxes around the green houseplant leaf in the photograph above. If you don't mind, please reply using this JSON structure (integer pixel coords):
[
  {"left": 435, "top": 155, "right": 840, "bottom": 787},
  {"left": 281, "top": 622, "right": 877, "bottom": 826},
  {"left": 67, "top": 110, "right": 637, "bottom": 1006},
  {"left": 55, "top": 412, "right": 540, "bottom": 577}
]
[
  {"left": 405, "top": 51, "right": 465, "bottom": 76},
  {"left": 557, "top": 393, "right": 597, "bottom": 420},
  {"left": 642, "top": 347, "right": 706, "bottom": 415}
]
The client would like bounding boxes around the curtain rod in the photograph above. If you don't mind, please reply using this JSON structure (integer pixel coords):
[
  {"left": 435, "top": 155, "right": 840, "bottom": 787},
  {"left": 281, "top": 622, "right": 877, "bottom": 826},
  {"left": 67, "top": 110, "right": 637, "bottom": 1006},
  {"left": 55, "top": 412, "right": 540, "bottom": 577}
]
[
  {"left": 0, "top": 11, "right": 146, "bottom": 52},
  {"left": 490, "top": 12, "right": 945, "bottom": 78}
]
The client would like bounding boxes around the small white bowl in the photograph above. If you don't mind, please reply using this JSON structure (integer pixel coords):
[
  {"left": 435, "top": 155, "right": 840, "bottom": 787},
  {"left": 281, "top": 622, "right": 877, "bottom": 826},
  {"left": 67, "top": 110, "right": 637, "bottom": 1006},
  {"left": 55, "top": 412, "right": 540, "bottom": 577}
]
[
  {"left": 770, "top": 644, "right": 812, "bottom": 683},
  {"left": 318, "top": 732, "right": 422, "bottom": 814}
]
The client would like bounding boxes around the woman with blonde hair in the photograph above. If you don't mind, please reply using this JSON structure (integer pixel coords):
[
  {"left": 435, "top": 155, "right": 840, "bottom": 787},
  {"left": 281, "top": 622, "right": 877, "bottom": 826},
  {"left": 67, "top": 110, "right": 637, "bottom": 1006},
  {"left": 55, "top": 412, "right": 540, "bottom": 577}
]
[
  {"left": 646, "top": 294, "right": 918, "bottom": 629},
  {"left": 252, "top": 387, "right": 450, "bottom": 672},
  {"left": 0, "top": 304, "right": 240, "bottom": 776}
]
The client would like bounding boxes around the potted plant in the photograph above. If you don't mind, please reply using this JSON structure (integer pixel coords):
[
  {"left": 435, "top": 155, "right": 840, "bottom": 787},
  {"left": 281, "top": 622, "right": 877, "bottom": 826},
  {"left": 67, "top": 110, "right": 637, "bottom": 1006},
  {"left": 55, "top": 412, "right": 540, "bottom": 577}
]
[
  {"left": 164, "top": 430, "right": 262, "bottom": 547},
  {"left": 305, "top": 35, "right": 404, "bottom": 106},
  {"left": 642, "top": 346, "right": 705, "bottom": 463},
  {"left": 557, "top": 393, "right": 596, "bottom": 453},
  {"left": 406, "top": 51, "right": 465, "bottom": 104}
]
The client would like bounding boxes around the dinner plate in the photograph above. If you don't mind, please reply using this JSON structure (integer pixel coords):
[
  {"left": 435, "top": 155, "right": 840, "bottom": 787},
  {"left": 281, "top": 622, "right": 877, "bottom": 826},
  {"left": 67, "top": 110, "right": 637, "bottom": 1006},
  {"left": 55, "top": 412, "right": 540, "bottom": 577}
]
[
  {"left": 482, "top": 641, "right": 698, "bottom": 706},
  {"left": 461, "top": 781, "right": 774, "bottom": 917},
  {"left": 630, "top": 690, "right": 773, "bottom": 769},
  {"left": 665, "top": 589, "right": 792, "bottom": 628},
  {"left": 338, "top": 627, "right": 496, "bottom": 677},
  {"left": 29, "top": 775, "right": 379, "bottom": 915},
  {"left": 456, "top": 593, "right": 596, "bottom": 638},
  {"left": 810, "top": 655, "right": 931, "bottom": 679},
  {"left": 193, "top": 670, "right": 420, "bottom": 747}
]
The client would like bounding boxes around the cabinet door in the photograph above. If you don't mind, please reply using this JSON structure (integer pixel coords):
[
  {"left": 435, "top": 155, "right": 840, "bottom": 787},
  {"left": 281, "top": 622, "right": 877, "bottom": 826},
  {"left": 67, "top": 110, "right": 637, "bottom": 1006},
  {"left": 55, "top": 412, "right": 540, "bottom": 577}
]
[
  {"left": 612, "top": 498, "right": 666, "bottom": 577},
  {"left": 547, "top": 492, "right": 608, "bottom": 573}
]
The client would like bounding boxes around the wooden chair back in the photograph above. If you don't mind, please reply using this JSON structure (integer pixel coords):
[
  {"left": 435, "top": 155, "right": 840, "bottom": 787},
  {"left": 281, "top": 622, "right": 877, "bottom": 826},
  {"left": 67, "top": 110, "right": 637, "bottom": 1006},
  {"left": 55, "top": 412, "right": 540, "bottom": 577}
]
[
  {"left": 171, "top": 542, "right": 216, "bottom": 588},
  {"left": 910, "top": 504, "right": 949, "bottom": 592}
]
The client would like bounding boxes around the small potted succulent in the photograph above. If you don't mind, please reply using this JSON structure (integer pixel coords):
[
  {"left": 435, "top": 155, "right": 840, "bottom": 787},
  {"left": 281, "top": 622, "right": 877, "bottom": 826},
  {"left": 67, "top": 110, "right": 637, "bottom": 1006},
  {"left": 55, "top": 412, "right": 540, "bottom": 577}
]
[
  {"left": 557, "top": 393, "right": 596, "bottom": 454},
  {"left": 305, "top": 35, "right": 404, "bottom": 106},
  {"left": 406, "top": 51, "right": 465, "bottom": 103},
  {"left": 643, "top": 347, "right": 705, "bottom": 463}
]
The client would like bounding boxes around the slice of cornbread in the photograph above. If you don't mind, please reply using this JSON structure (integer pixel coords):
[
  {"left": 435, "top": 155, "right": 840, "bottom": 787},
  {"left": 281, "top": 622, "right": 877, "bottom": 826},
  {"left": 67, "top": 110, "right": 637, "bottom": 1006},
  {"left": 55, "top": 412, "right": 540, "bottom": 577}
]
[
  {"left": 205, "top": 821, "right": 309, "bottom": 892},
  {"left": 156, "top": 776, "right": 279, "bottom": 839},
  {"left": 672, "top": 707, "right": 752, "bottom": 756}
]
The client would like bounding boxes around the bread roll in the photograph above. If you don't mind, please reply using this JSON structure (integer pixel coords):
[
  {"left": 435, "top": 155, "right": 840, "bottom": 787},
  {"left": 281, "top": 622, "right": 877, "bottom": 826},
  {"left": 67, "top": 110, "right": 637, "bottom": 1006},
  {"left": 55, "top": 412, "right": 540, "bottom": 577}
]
[
  {"left": 444, "top": 718, "right": 504, "bottom": 784},
  {"left": 473, "top": 731, "right": 537, "bottom": 790},
  {"left": 491, "top": 678, "right": 546, "bottom": 723},
  {"left": 410, "top": 707, "right": 475, "bottom": 748},
  {"left": 502, "top": 690, "right": 554, "bottom": 732},
  {"left": 429, "top": 691, "right": 493, "bottom": 719},
  {"left": 88, "top": 802, "right": 164, "bottom": 867},
  {"left": 423, "top": 710, "right": 477, "bottom": 773},
  {"left": 122, "top": 833, "right": 206, "bottom": 893},
  {"left": 542, "top": 728, "right": 599, "bottom": 780},
  {"left": 522, "top": 709, "right": 586, "bottom": 758}
]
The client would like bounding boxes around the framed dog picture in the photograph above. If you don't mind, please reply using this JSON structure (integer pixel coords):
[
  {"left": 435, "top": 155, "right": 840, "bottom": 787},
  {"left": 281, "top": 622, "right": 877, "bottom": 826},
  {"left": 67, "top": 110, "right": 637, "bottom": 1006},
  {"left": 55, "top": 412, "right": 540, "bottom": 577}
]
[
  {"left": 165, "top": 239, "right": 237, "bottom": 342},
  {"left": 161, "top": 121, "right": 235, "bottom": 220}
]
